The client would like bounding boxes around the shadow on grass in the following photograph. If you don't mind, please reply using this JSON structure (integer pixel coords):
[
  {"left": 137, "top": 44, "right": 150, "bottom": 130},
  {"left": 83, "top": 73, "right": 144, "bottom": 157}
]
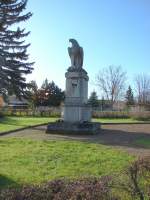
[
  {"left": 93, "top": 128, "right": 150, "bottom": 149},
  {"left": 0, "top": 117, "right": 21, "bottom": 126},
  {"left": 36, "top": 125, "right": 150, "bottom": 150},
  {"left": 0, "top": 175, "right": 18, "bottom": 189},
  {"left": 1, "top": 122, "right": 150, "bottom": 150}
]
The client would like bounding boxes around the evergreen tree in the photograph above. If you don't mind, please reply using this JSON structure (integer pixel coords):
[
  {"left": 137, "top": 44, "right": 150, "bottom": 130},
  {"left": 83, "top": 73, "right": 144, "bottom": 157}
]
[
  {"left": 47, "top": 81, "right": 65, "bottom": 106},
  {"left": 125, "top": 85, "right": 135, "bottom": 106},
  {"left": 99, "top": 96, "right": 106, "bottom": 111},
  {"left": 88, "top": 91, "right": 99, "bottom": 107},
  {"left": 0, "top": 0, "right": 33, "bottom": 97},
  {"left": 26, "top": 80, "right": 38, "bottom": 107},
  {"left": 41, "top": 78, "right": 49, "bottom": 90}
]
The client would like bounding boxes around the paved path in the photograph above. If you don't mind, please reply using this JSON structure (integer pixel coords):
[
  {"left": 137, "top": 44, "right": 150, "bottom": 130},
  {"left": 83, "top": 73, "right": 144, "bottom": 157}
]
[{"left": 1, "top": 124, "right": 150, "bottom": 157}]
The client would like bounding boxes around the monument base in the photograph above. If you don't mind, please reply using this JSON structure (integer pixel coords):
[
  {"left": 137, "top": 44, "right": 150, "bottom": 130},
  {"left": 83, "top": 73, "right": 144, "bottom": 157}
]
[
  {"left": 46, "top": 121, "right": 101, "bottom": 135},
  {"left": 63, "top": 104, "right": 92, "bottom": 123}
]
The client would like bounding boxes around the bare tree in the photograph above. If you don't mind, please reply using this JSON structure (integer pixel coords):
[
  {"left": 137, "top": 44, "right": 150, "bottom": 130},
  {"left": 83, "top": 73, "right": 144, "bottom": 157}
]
[
  {"left": 96, "top": 65, "right": 126, "bottom": 108},
  {"left": 135, "top": 74, "right": 150, "bottom": 105}
]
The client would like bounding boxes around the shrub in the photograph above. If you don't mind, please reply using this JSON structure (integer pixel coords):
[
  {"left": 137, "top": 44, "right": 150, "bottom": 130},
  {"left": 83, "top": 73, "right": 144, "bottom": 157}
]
[
  {"left": 0, "top": 108, "right": 4, "bottom": 118},
  {"left": 92, "top": 110, "right": 150, "bottom": 121},
  {"left": 113, "top": 156, "right": 150, "bottom": 200},
  {"left": 0, "top": 177, "right": 119, "bottom": 200},
  {"left": 1, "top": 107, "right": 61, "bottom": 117},
  {"left": 92, "top": 111, "right": 130, "bottom": 119},
  {"left": 0, "top": 112, "right": 3, "bottom": 118},
  {"left": 130, "top": 111, "right": 150, "bottom": 121}
]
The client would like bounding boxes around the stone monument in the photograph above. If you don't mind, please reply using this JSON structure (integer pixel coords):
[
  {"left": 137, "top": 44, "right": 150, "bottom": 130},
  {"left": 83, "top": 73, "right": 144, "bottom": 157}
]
[
  {"left": 63, "top": 39, "right": 91, "bottom": 122},
  {"left": 46, "top": 39, "right": 100, "bottom": 134}
]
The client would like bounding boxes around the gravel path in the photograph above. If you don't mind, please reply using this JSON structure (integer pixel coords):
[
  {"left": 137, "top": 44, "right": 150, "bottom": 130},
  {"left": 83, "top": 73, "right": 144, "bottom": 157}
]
[{"left": 1, "top": 124, "right": 150, "bottom": 157}]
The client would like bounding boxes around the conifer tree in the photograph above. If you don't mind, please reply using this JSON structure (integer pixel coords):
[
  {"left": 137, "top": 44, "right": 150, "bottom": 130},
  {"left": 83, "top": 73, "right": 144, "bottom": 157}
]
[
  {"left": 88, "top": 91, "right": 99, "bottom": 107},
  {"left": 0, "top": 0, "right": 33, "bottom": 97},
  {"left": 44, "top": 80, "right": 65, "bottom": 106},
  {"left": 125, "top": 85, "right": 135, "bottom": 106}
]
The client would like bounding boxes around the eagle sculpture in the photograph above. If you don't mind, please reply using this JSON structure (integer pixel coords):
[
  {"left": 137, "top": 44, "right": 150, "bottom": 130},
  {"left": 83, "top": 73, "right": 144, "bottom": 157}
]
[{"left": 68, "top": 39, "right": 84, "bottom": 68}]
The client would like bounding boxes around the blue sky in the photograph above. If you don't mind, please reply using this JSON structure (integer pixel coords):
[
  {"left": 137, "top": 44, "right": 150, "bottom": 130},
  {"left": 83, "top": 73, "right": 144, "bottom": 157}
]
[{"left": 25, "top": 0, "right": 150, "bottom": 96}]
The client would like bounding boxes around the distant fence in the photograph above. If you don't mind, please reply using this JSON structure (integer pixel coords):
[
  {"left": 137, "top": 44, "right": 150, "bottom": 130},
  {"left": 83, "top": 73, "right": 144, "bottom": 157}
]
[
  {"left": 0, "top": 106, "right": 61, "bottom": 117},
  {"left": 92, "top": 111, "right": 130, "bottom": 118},
  {"left": 1, "top": 106, "right": 150, "bottom": 120},
  {"left": 92, "top": 110, "right": 150, "bottom": 120}
]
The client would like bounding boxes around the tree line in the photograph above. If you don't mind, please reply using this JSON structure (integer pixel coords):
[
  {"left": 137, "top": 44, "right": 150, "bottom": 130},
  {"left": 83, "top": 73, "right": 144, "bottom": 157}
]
[
  {"left": 0, "top": 1, "right": 149, "bottom": 110},
  {"left": 89, "top": 65, "right": 150, "bottom": 109},
  {"left": 27, "top": 79, "right": 64, "bottom": 107}
]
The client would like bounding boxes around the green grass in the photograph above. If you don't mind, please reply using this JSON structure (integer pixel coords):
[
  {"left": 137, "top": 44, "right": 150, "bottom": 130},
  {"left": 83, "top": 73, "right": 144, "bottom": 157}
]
[
  {"left": 0, "top": 138, "right": 134, "bottom": 188},
  {"left": 0, "top": 117, "right": 57, "bottom": 133},
  {"left": 93, "top": 118, "right": 150, "bottom": 123},
  {"left": 0, "top": 116, "right": 149, "bottom": 134},
  {"left": 135, "top": 138, "right": 150, "bottom": 148}
]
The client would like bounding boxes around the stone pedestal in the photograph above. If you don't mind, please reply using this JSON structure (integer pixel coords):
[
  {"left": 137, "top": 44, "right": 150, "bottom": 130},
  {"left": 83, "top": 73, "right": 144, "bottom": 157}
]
[
  {"left": 46, "top": 67, "right": 101, "bottom": 134},
  {"left": 63, "top": 67, "right": 92, "bottom": 123},
  {"left": 46, "top": 121, "right": 100, "bottom": 135}
]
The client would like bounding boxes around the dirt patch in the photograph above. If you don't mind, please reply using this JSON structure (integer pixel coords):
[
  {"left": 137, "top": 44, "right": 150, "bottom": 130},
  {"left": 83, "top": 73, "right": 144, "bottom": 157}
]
[{"left": 1, "top": 124, "right": 150, "bottom": 157}]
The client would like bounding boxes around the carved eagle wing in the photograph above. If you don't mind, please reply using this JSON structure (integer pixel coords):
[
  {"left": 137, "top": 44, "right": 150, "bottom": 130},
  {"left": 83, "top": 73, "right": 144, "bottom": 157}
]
[
  {"left": 68, "top": 47, "right": 72, "bottom": 58},
  {"left": 80, "top": 47, "right": 84, "bottom": 66}
]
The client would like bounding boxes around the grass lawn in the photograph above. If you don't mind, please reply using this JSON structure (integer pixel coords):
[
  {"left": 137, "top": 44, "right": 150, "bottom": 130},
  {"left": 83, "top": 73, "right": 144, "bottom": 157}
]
[
  {"left": 0, "top": 116, "right": 149, "bottom": 134},
  {"left": 0, "top": 138, "right": 134, "bottom": 188},
  {"left": 0, "top": 117, "right": 57, "bottom": 133},
  {"left": 135, "top": 138, "right": 150, "bottom": 148}
]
